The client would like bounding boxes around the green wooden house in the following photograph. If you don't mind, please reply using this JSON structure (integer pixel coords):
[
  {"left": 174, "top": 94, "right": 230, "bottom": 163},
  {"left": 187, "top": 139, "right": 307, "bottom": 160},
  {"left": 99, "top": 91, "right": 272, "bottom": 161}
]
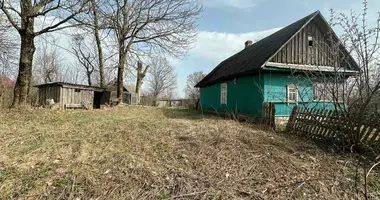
[{"left": 196, "top": 11, "right": 358, "bottom": 119}]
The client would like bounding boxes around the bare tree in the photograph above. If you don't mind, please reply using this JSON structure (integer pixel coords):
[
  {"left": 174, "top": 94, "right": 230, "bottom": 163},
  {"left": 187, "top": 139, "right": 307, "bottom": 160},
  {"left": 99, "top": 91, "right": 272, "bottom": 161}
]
[
  {"left": 77, "top": 0, "right": 107, "bottom": 87},
  {"left": 104, "top": 0, "right": 202, "bottom": 104},
  {"left": 0, "top": 13, "right": 17, "bottom": 77},
  {"left": 34, "top": 40, "right": 63, "bottom": 84},
  {"left": 71, "top": 35, "right": 97, "bottom": 86},
  {"left": 135, "top": 60, "right": 149, "bottom": 103},
  {"left": 147, "top": 58, "right": 177, "bottom": 101},
  {"left": 184, "top": 71, "right": 205, "bottom": 104},
  {"left": 319, "top": 0, "right": 380, "bottom": 144},
  {"left": 335, "top": 3, "right": 380, "bottom": 118},
  {"left": 89, "top": 0, "right": 105, "bottom": 87},
  {"left": 0, "top": 0, "right": 89, "bottom": 107}
]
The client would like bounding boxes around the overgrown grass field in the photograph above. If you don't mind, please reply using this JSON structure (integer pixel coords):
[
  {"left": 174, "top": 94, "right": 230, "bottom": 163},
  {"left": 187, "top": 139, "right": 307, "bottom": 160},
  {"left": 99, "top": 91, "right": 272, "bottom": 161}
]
[{"left": 0, "top": 107, "right": 378, "bottom": 199}]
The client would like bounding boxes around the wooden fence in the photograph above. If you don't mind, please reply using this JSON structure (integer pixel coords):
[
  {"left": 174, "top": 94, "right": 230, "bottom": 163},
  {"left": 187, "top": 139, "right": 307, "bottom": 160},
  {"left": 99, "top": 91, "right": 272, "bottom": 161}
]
[
  {"left": 286, "top": 106, "right": 380, "bottom": 149},
  {"left": 263, "top": 102, "right": 275, "bottom": 128}
]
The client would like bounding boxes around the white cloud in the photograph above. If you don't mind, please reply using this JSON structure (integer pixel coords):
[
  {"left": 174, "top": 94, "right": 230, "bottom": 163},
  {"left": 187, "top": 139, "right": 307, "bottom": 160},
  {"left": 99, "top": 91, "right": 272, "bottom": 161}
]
[
  {"left": 204, "top": 0, "right": 259, "bottom": 10},
  {"left": 190, "top": 28, "right": 280, "bottom": 62}
]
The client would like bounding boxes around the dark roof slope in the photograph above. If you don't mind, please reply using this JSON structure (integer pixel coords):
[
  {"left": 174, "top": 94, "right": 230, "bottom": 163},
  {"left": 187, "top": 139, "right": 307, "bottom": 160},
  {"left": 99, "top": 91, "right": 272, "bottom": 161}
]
[
  {"left": 105, "top": 79, "right": 130, "bottom": 93},
  {"left": 196, "top": 11, "right": 319, "bottom": 88}
]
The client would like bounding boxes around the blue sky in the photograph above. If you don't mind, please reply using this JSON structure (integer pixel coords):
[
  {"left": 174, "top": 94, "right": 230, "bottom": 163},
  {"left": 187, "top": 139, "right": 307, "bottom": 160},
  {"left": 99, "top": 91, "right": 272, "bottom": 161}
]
[
  {"left": 172, "top": 0, "right": 380, "bottom": 97},
  {"left": 34, "top": 0, "right": 379, "bottom": 97}
]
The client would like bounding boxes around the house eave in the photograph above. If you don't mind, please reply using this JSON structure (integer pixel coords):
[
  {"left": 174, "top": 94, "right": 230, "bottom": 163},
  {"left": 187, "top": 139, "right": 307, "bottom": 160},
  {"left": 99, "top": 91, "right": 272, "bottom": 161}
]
[
  {"left": 195, "top": 69, "right": 261, "bottom": 88},
  {"left": 264, "top": 62, "right": 358, "bottom": 76}
]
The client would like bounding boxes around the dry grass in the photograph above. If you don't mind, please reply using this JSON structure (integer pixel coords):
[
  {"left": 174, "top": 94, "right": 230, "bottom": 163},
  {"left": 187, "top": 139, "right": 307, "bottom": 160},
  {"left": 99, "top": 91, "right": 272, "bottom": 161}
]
[{"left": 0, "top": 106, "right": 379, "bottom": 199}]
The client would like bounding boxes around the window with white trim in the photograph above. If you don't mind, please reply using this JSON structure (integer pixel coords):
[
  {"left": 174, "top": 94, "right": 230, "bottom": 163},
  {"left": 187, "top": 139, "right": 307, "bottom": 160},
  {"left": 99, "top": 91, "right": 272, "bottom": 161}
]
[
  {"left": 287, "top": 84, "right": 298, "bottom": 103},
  {"left": 221, "top": 83, "right": 227, "bottom": 105}
]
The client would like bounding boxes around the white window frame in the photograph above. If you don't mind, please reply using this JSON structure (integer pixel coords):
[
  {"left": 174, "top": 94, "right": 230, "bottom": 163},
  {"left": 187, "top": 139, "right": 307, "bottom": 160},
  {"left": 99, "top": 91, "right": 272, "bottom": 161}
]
[
  {"left": 287, "top": 84, "right": 298, "bottom": 105},
  {"left": 221, "top": 83, "right": 227, "bottom": 105}
]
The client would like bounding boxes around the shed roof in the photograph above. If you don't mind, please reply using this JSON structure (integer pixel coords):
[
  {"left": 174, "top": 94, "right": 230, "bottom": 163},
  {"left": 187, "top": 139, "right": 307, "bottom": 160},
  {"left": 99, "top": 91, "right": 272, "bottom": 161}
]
[
  {"left": 34, "top": 82, "right": 107, "bottom": 91},
  {"left": 195, "top": 11, "right": 359, "bottom": 88},
  {"left": 105, "top": 80, "right": 130, "bottom": 93}
]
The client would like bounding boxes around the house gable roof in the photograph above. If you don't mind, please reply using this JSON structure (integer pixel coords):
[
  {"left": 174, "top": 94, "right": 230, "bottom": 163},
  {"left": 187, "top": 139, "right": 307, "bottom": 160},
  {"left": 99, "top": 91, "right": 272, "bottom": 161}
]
[{"left": 195, "top": 11, "right": 359, "bottom": 88}]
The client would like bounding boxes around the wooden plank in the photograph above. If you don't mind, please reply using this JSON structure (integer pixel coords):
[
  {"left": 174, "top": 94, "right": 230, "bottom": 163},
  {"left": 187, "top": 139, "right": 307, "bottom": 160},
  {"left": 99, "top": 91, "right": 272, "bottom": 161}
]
[
  {"left": 68, "top": 88, "right": 71, "bottom": 104},
  {"left": 66, "top": 88, "right": 70, "bottom": 105},
  {"left": 359, "top": 124, "right": 370, "bottom": 142},
  {"left": 308, "top": 109, "right": 321, "bottom": 138},
  {"left": 293, "top": 107, "right": 304, "bottom": 132},
  {"left": 286, "top": 106, "right": 298, "bottom": 132},
  {"left": 368, "top": 127, "right": 380, "bottom": 144},
  {"left": 291, "top": 107, "right": 300, "bottom": 132},
  {"left": 287, "top": 40, "right": 291, "bottom": 63},
  {"left": 303, "top": 108, "right": 313, "bottom": 137},
  {"left": 361, "top": 125, "right": 375, "bottom": 143},
  {"left": 314, "top": 23, "right": 318, "bottom": 65},
  {"left": 298, "top": 31, "right": 302, "bottom": 64},
  {"left": 307, "top": 24, "right": 311, "bottom": 65},
  {"left": 326, "top": 112, "right": 339, "bottom": 139},
  {"left": 306, "top": 108, "right": 317, "bottom": 136},
  {"left": 320, "top": 110, "right": 333, "bottom": 138},
  {"left": 315, "top": 109, "right": 328, "bottom": 138},
  {"left": 299, "top": 107, "right": 309, "bottom": 135},
  {"left": 331, "top": 112, "right": 342, "bottom": 139},
  {"left": 289, "top": 39, "right": 295, "bottom": 64},
  {"left": 278, "top": 48, "right": 282, "bottom": 62},
  {"left": 362, "top": 116, "right": 380, "bottom": 142}
]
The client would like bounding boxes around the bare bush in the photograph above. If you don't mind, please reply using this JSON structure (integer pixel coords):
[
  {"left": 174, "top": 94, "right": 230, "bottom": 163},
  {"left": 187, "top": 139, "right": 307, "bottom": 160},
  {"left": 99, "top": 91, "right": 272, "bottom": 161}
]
[
  {"left": 71, "top": 35, "right": 97, "bottom": 86},
  {"left": 184, "top": 71, "right": 206, "bottom": 108},
  {"left": 147, "top": 58, "right": 177, "bottom": 101}
]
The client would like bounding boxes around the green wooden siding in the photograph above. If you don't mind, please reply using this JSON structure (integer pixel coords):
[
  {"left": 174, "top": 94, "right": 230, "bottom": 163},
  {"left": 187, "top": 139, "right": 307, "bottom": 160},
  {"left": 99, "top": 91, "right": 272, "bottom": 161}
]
[
  {"left": 199, "top": 71, "right": 341, "bottom": 118},
  {"left": 200, "top": 75, "right": 264, "bottom": 117},
  {"left": 263, "top": 71, "right": 337, "bottom": 116}
]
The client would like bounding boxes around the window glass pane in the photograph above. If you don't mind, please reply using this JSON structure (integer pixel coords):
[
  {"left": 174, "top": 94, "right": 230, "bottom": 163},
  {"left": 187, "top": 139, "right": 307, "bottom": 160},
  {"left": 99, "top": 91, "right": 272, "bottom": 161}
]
[
  {"left": 221, "top": 83, "right": 227, "bottom": 104},
  {"left": 287, "top": 84, "right": 297, "bottom": 102}
]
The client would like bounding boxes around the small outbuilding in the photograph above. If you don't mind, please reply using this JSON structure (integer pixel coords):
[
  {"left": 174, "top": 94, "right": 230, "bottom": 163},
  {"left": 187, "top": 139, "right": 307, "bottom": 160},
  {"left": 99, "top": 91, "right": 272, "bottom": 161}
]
[
  {"left": 35, "top": 82, "right": 110, "bottom": 109},
  {"left": 106, "top": 81, "right": 138, "bottom": 105}
]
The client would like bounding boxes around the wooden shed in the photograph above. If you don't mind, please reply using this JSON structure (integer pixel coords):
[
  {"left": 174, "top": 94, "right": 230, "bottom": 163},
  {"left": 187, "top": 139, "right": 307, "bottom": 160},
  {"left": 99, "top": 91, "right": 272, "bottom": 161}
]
[
  {"left": 106, "top": 81, "right": 138, "bottom": 105},
  {"left": 35, "top": 82, "right": 110, "bottom": 109}
]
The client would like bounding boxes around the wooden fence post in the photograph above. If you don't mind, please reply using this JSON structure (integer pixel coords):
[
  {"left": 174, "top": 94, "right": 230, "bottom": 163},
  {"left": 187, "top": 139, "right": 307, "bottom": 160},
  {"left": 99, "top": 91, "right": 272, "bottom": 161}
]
[{"left": 263, "top": 102, "right": 276, "bottom": 128}]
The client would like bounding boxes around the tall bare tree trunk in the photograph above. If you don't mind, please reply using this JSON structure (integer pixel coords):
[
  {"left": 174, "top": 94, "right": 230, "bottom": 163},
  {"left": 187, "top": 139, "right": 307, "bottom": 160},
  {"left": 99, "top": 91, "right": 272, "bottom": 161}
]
[
  {"left": 135, "top": 61, "right": 149, "bottom": 104},
  {"left": 87, "top": 72, "right": 92, "bottom": 86},
  {"left": 11, "top": 31, "right": 35, "bottom": 108},
  {"left": 91, "top": 0, "right": 104, "bottom": 87},
  {"left": 95, "top": 32, "right": 104, "bottom": 87},
  {"left": 117, "top": 44, "right": 126, "bottom": 104}
]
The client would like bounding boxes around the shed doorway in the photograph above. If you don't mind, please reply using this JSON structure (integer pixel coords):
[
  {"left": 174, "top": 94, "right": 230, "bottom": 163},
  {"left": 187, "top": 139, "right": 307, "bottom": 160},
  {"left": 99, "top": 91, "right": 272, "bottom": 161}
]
[
  {"left": 93, "top": 91, "right": 103, "bottom": 109},
  {"left": 93, "top": 91, "right": 111, "bottom": 109}
]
